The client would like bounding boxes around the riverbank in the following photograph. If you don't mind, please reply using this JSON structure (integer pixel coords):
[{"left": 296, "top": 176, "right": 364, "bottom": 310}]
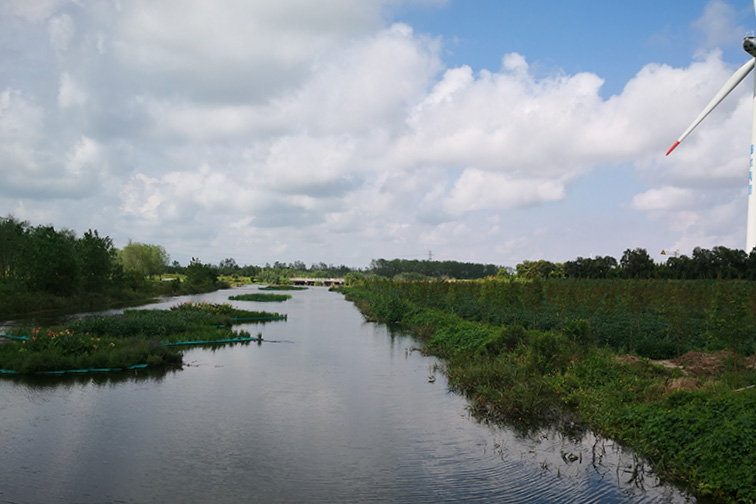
[{"left": 340, "top": 281, "right": 756, "bottom": 503}]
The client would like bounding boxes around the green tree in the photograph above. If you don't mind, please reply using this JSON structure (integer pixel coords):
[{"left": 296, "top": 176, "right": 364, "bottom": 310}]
[
  {"left": 620, "top": 248, "right": 655, "bottom": 279},
  {"left": 76, "top": 229, "right": 116, "bottom": 294},
  {"left": 218, "top": 257, "right": 239, "bottom": 275},
  {"left": 185, "top": 257, "right": 220, "bottom": 292},
  {"left": 0, "top": 215, "right": 28, "bottom": 280},
  {"left": 19, "top": 225, "right": 78, "bottom": 296},
  {"left": 121, "top": 241, "right": 169, "bottom": 278}
]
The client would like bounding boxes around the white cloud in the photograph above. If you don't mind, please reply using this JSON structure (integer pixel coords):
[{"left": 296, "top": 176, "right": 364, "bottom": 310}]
[
  {"left": 445, "top": 169, "right": 566, "bottom": 214},
  {"left": 48, "top": 13, "right": 74, "bottom": 55},
  {"left": 112, "top": 0, "right": 389, "bottom": 103},
  {"left": 57, "top": 73, "right": 87, "bottom": 108},
  {"left": 630, "top": 186, "right": 698, "bottom": 211},
  {"left": 65, "top": 136, "right": 100, "bottom": 176}
]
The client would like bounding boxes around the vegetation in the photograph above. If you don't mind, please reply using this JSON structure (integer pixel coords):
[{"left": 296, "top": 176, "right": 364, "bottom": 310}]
[
  {"left": 0, "top": 216, "right": 233, "bottom": 318},
  {"left": 259, "top": 285, "right": 308, "bottom": 291},
  {"left": 341, "top": 278, "right": 756, "bottom": 503},
  {"left": 0, "top": 302, "right": 282, "bottom": 374},
  {"left": 229, "top": 293, "right": 292, "bottom": 302},
  {"left": 368, "top": 258, "right": 499, "bottom": 279}
]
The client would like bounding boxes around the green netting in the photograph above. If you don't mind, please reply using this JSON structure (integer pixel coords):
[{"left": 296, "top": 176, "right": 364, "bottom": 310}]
[
  {"left": 0, "top": 334, "right": 30, "bottom": 341},
  {"left": 0, "top": 363, "right": 150, "bottom": 375},
  {"left": 161, "top": 336, "right": 263, "bottom": 346},
  {"left": 230, "top": 315, "right": 287, "bottom": 321}
]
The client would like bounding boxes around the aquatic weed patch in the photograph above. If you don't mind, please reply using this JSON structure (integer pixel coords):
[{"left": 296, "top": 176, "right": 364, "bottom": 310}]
[
  {"left": 259, "top": 285, "right": 308, "bottom": 291},
  {"left": 0, "top": 328, "right": 181, "bottom": 374},
  {"left": 0, "top": 302, "right": 285, "bottom": 374},
  {"left": 170, "top": 301, "right": 287, "bottom": 322},
  {"left": 229, "top": 293, "right": 292, "bottom": 302}
]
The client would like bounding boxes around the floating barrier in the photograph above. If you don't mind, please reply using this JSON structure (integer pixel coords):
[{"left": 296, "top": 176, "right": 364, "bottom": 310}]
[
  {"left": 0, "top": 334, "right": 30, "bottom": 341},
  {"left": 230, "top": 315, "right": 287, "bottom": 321},
  {"left": 161, "top": 336, "right": 263, "bottom": 346},
  {"left": 0, "top": 363, "right": 151, "bottom": 375}
]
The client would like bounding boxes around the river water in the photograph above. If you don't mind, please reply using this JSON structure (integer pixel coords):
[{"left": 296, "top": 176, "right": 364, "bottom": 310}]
[{"left": 1, "top": 286, "right": 699, "bottom": 503}]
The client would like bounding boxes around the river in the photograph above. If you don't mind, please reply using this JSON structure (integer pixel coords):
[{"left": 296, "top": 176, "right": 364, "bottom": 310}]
[{"left": 0, "top": 286, "right": 699, "bottom": 503}]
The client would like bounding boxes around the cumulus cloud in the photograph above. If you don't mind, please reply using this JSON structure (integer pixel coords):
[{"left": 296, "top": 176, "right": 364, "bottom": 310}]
[
  {"left": 112, "top": 0, "right": 388, "bottom": 103},
  {"left": 630, "top": 186, "right": 698, "bottom": 211}
]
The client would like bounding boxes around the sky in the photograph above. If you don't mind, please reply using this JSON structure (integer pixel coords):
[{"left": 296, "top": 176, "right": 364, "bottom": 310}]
[{"left": 2, "top": 0, "right": 756, "bottom": 269}]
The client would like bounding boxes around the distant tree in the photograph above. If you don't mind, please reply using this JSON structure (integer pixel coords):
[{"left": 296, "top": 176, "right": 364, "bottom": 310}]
[
  {"left": 662, "top": 254, "right": 694, "bottom": 279},
  {"left": 185, "top": 257, "right": 219, "bottom": 292},
  {"left": 121, "top": 241, "right": 169, "bottom": 278},
  {"left": 711, "top": 246, "right": 746, "bottom": 279},
  {"left": 19, "top": 225, "right": 78, "bottom": 296},
  {"left": 517, "top": 259, "right": 559, "bottom": 279},
  {"left": 620, "top": 248, "right": 655, "bottom": 279},
  {"left": 75, "top": 229, "right": 116, "bottom": 293},
  {"left": 218, "top": 257, "right": 239, "bottom": 275},
  {"left": 0, "top": 215, "right": 28, "bottom": 280},
  {"left": 564, "top": 256, "right": 617, "bottom": 279},
  {"left": 691, "top": 247, "right": 715, "bottom": 279}
]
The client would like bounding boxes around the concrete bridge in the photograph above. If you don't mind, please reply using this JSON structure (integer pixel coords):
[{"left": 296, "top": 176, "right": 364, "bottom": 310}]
[{"left": 289, "top": 277, "right": 345, "bottom": 286}]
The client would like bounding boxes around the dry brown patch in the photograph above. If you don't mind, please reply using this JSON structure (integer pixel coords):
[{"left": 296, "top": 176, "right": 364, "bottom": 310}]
[
  {"left": 665, "top": 377, "right": 702, "bottom": 393},
  {"left": 615, "top": 354, "right": 641, "bottom": 366},
  {"left": 673, "top": 350, "right": 735, "bottom": 376}
]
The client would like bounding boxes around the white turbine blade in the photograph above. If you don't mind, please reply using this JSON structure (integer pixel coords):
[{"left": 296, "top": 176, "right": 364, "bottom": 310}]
[{"left": 667, "top": 58, "right": 755, "bottom": 155}]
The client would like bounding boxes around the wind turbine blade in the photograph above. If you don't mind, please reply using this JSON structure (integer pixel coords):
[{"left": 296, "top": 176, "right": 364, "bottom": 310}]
[{"left": 667, "top": 58, "right": 755, "bottom": 155}]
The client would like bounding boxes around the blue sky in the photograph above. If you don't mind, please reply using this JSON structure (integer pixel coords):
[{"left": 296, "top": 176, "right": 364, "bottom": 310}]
[
  {"left": 1, "top": 0, "right": 755, "bottom": 268},
  {"left": 395, "top": 1, "right": 752, "bottom": 93}
]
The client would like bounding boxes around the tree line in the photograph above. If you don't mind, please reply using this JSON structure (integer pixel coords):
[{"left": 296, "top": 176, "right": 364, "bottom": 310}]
[
  {"left": 368, "top": 258, "right": 500, "bottom": 279},
  {"left": 0, "top": 216, "right": 227, "bottom": 316},
  {"left": 517, "top": 246, "right": 756, "bottom": 280}
]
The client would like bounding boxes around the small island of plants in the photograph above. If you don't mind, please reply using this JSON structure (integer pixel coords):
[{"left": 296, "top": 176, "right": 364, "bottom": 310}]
[
  {"left": 229, "top": 293, "right": 292, "bottom": 302},
  {"left": 0, "top": 302, "right": 287, "bottom": 375},
  {"left": 259, "top": 285, "right": 308, "bottom": 291}
]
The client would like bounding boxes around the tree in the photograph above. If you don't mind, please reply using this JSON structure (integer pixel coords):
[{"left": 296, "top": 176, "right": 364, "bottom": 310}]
[
  {"left": 517, "top": 259, "right": 558, "bottom": 279},
  {"left": 218, "top": 258, "right": 239, "bottom": 275},
  {"left": 185, "top": 257, "right": 219, "bottom": 292},
  {"left": 0, "top": 215, "right": 28, "bottom": 280},
  {"left": 121, "top": 241, "right": 169, "bottom": 278},
  {"left": 76, "top": 229, "right": 116, "bottom": 293},
  {"left": 620, "top": 248, "right": 655, "bottom": 279},
  {"left": 19, "top": 225, "right": 78, "bottom": 296}
]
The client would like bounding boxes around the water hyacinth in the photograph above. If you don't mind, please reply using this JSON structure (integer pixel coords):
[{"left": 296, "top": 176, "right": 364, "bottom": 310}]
[{"left": 0, "top": 302, "right": 286, "bottom": 375}]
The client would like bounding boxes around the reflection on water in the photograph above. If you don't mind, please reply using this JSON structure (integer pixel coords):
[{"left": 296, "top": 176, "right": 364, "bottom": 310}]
[{"left": 0, "top": 286, "right": 701, "bottom": 503}]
